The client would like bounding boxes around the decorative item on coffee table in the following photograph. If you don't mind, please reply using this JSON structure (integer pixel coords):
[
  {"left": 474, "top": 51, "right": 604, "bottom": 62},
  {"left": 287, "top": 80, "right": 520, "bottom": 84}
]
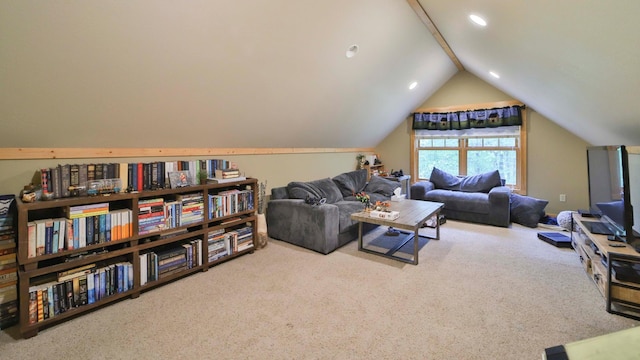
[
  {"left": 354, "top": 192, "right": 371, "bottom": 211},
  {"left": 370, "top": 201, "right": 399, "bottom": 220}
]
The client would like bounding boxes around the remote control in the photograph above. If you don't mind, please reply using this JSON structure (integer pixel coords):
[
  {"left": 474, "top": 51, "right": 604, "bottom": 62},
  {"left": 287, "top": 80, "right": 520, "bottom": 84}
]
[{"left": 609, "top": 243, "right": 626, "bottom": 248}]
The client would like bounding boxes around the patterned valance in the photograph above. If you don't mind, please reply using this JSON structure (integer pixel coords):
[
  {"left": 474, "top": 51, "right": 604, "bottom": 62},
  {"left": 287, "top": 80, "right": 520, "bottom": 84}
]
[{"left": 412, "top": 105, "right": 524, "bottom": 130}]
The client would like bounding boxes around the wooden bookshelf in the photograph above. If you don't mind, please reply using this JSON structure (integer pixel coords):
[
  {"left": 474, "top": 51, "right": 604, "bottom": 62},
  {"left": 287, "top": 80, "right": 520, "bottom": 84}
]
[
  {"left": 16, "top": 178, "right": 258, "bottom": 338},
  {"left": 0, "top": 195, "right": 18, "bottom": 329}
]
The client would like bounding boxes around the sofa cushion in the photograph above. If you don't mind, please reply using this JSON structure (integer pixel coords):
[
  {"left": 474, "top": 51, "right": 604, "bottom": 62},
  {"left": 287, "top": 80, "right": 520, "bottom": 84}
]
[
  {"left": 425, "top": 189, "right": 490, "bottom": 214},
  {"left": 332, "top": 169, "right": 368, "bottom": 198},
  {"left": 287, "top": 178, "right": 343, "bottom": 204},
  {"left": 363, "top": 175, "right": 400, "bottom": 197},
  {"left": 510, "top": 193, "right": 548, "bottom": 228},
  {"left": 459, "top": 170, "right": 502, "bottom": 193},
  {"left": 430, "top": 167, "right": 462, "bottom": 190}
]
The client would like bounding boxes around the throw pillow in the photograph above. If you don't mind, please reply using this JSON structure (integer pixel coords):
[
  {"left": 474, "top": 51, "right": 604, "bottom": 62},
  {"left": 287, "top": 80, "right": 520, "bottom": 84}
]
[
  {"left": 287, "top": 178, "right": 343, "bottom": 204},
  {"left": 556, "top": 210, "right": 573, "bottom": 231},
  {"left": 459, "top": 170, "right": 502, "bottom": 193},
  {"left": 332, "top": 169, "right": 368, "bottom": 198},
  {"left": 363, "top": 175, "right": 400, "bottom": 197},
  {"left": 510, "top": 193, "right": 549, "bottom": 228},
  {"left": 429, "top": 167, "right": 461, "bottom": 190}
]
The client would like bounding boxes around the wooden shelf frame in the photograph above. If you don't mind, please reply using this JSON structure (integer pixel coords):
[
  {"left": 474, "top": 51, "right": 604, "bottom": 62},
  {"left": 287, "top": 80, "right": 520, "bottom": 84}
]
[
  {"left": 17, "top": 178, "right": 259, "bottom": 338},
  {"left": 0, "top": 147, "right": 375, "bottom": 160}
]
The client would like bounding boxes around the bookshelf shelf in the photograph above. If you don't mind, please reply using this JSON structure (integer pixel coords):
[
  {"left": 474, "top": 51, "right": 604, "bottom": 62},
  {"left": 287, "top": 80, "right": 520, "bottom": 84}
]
[{"left": 16, "top": 178, "right": 258, "bottom": 338}]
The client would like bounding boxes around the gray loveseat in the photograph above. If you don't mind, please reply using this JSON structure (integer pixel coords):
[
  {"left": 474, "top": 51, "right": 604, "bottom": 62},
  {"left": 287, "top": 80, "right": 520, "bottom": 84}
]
[
  {"left": 410, "top": 168, "right": 511, "bottom": 227},
  {"left": 266, "top": 169, "right": 400, "bottom": 254}
]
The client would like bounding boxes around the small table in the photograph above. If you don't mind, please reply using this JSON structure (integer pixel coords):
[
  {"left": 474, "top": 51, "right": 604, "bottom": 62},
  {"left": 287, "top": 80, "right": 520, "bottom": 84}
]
[
  {"left": 350, "top": 199, "right": 444, "bottom": 265},
  {"left": 383, "top": 175, "right": 411, "bottom": 199}
]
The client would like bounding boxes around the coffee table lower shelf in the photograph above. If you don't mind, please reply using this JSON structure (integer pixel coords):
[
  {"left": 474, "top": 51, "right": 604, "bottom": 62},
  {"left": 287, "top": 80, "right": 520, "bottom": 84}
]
[{"left": 358, "top": 228, "right": 437, "bottom": 264}]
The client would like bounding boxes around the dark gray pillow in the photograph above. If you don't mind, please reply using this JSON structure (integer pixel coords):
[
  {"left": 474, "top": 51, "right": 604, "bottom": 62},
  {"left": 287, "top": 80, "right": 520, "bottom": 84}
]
[
  {"left": 332, "top": 169, "right": 368, "bottom": 198},
  {"left": 287, "top": 178, "right": 343, "bottom": 204},
  {"left": 459, "top": 170, "right": 502, "bottom": 193},
  {"left": 510, "top": 194, "right": 548, "bottom": 228},
  {"left": 363, "top": 176, "right": 400, "bottom": 197},
  {"left": 430, "top": 167, "right": 461, "bottom": 190}
]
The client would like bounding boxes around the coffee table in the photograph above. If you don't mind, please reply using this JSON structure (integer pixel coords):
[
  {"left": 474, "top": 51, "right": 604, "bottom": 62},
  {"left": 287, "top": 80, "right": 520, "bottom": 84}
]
[{"left": 350, "top": 199, "right": 444, "bottom": 265}]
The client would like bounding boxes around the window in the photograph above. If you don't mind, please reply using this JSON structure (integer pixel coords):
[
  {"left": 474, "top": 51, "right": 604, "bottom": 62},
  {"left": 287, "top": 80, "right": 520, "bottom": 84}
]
[{"left": 411, "top": 102, "right": 527, "bottom": 193}]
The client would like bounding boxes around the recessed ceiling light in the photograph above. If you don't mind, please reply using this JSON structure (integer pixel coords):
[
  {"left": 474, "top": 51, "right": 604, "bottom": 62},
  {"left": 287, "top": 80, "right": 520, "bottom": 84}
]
[
  {"left": 346, "top": 44, "right": 359, "bottom": 58},
  {"left": 469, "top": 14, "right": 487, "bottom": 26},
  {"left": 489, "top": 71, "right": 500, "bottom": 79},
  {"left": 409, "top": 81, "right": 418, "bottom": 90}
]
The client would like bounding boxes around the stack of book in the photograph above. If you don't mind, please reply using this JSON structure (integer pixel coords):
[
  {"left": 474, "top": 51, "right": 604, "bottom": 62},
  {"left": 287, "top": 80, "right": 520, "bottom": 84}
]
[
  {"left": 208, "top": 167, "right": 246, "bottom": 184},
  {"left": 155, "top": 247, "right": 187, "bottom": 279},
  {"left": 208, "top": 189, "right": 254, "bottom": 219},
  {"left": 139, "top": 239, "right": 202, "bottom": 285},
  {"left": 36, "top": 158, "right": 237, "bottom": 198},
  {"left": 138, "top": 198, "right": 165, "bottom": 235},
  {"left": 27, "top": 262, "right": 133, "bottom": 324},
  {"left": 207, "top": 229, "right": 231, "bottom": 262},
  {"left": 176, "top": 193, "right": 204, "bottom": 226},
  {"left": 26, "top": 207, "right": 132, "bottom": 257},
  {"left": 0, "top": 195, "right": 17, "bottom": 329},
  {"left": 229, "top": 225, "right": 254, "bottom": 252}
]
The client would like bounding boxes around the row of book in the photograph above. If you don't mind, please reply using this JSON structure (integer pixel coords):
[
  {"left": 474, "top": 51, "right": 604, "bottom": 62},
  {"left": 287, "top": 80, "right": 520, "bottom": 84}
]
[
  {"left": 209, "top": 189, "right": 254, "bottom": 219},
  {"left": 26, "top": 209, "right": 133, "bottom": 258},
  {"left": 28, "top": 262, "right": 134, "bottom": 324},
  {"left": 0, "top": 195, "right": 17, "bottom": 329},
  {"left": 140, "top": 239, "right": 202, "bottom": 286},
  {"left": 138, "top": 193, "right": 205, "bottom": 235},
  {"left": 207, "top": 225, "right": 254, "bottom": 262},
  {"left": 39, "top": 159, "right": 235, "bottom": 198}
]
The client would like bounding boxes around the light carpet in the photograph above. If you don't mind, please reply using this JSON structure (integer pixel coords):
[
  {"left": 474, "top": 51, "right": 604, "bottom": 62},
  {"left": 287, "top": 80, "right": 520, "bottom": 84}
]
[{"left": 0, "top": 220, "right": 637, "bottom": 359}]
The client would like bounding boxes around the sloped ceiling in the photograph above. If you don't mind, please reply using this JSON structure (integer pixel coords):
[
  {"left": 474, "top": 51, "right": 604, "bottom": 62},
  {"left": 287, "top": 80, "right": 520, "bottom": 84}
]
[
  {"left": 0, "top": 1, "right": 456, "bottom": 149},
  {"left": 3, "top": 1, "right": 636, "bottom": 150},
  {"left": 418, "top": 0, "right": 640, "bottom": 146}
]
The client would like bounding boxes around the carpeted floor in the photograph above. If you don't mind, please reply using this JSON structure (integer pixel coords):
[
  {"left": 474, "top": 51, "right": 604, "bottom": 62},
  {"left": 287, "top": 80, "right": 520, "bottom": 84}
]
[{"left": 0, "top": 220, "right": 637, "bottom": 359}]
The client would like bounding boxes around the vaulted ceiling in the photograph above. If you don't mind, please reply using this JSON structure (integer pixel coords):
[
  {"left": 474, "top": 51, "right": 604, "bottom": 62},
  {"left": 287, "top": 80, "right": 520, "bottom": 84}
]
[{"left": 1, "top": 1, "right": 638, "bottom": 149}]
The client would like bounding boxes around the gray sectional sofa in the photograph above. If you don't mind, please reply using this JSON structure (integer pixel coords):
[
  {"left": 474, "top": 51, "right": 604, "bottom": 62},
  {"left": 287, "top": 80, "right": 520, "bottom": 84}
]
[
  {"left": 410, "top": 168, "right": 511, "bottom": 227},
  {"left": 266, "top": 169, "right": 400, "bottom": 254}
]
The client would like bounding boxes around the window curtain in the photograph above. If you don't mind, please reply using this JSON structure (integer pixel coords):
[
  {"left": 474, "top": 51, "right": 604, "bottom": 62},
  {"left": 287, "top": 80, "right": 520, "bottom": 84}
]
[{"left": 412, "top": 105, "right": 524, "bottom": 131}]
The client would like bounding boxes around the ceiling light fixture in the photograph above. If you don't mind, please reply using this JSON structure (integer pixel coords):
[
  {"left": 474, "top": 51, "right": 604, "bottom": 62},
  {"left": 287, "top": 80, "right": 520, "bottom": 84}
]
[
  {"left": 409, "top": 81, "right": 418, "bottom": 90},
  {"left": 346, "top": 44, "right": 359, "bottom": 58},
  {"left": 489, "top": 71, "right": 500, "bottom": 79},
  {"left": 469, "top": 14, "right": 487, "bottom": 27}
]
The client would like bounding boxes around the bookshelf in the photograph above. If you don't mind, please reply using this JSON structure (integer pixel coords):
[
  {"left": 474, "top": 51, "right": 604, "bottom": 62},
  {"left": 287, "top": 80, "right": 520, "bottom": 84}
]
[
  {"left": 16, "top": 178, "right": 257, "bottom": 338},
  {"left": 0, "top": 195, "right": 18, "bottom": 329},
  {"left": 364, "top": 164, "right": 385, "bottom": 180}
]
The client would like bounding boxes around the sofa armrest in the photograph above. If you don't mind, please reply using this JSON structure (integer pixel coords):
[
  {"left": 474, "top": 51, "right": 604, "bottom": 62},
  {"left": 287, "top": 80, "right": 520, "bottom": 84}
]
[
  {"left": 488, "top": 186, "right": 511, "bottom": 205},
  {"left": 410, "top": 181, "right": 435, "bottom": 200},
  {"left": 265, "top": 199, "right": 340, "bottom": 254},
  {"left": 487, "top": 186, "right": 512, "bottom": 226}
]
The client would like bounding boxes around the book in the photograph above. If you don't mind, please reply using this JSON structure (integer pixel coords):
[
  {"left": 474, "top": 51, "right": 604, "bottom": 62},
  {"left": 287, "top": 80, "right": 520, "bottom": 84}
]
[
  {"left": 28, "top": 290, "right": 38, "bottom": 324},
  {"left": 62, "top": 164, "right": 72, "bottom": 198},
  {"left": 207, "top": 176, "right": 247, "bottom": 184},
  {"left": 215, "top": 168, "right": 240, "bottom": 177},
  {"left": 34, "top": 219, "right": 48, "bottom": 256},
  {"left": 27, "top": 221, "right": 36, "bottom": 258}
]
